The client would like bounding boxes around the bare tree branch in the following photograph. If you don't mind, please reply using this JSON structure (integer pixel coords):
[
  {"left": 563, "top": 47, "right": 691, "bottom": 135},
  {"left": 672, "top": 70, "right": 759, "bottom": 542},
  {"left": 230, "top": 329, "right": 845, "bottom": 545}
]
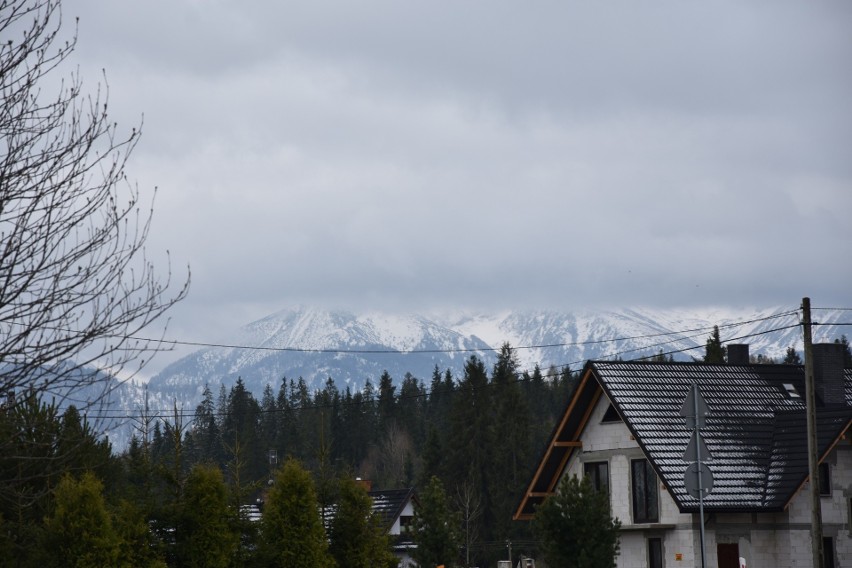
[{"left": 0, "top": 0, "right": 189, "bottom": 476}]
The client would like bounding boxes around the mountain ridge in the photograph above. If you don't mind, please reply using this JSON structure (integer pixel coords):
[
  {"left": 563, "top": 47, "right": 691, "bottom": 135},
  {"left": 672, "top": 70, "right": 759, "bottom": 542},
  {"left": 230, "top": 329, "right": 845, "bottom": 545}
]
[
  {"left": 90, "top": 304, "right": 849, "bottom": 450},
  {"left": 143, "top": 304, "right": 846, "bottom": 406}
]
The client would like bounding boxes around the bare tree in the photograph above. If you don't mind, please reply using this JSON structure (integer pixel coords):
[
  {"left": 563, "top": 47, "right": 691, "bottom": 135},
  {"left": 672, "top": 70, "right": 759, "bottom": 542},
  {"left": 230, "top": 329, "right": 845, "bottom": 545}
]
[
  {"left": 455, "top": 479, "right": 483, "bottom": 568},
  {"left": 0, "top": 0, "right": 189, "bottom": 413}
]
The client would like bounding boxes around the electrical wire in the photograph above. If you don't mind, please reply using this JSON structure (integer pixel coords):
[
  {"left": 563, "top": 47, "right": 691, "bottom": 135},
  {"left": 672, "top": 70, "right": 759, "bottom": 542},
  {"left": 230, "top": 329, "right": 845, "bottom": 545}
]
[
  {"left": 118, "top": 309, "right": 801, "bottom": 355},
  {"left": 75, "top": 318, "right": 810, "bottom": 422}
]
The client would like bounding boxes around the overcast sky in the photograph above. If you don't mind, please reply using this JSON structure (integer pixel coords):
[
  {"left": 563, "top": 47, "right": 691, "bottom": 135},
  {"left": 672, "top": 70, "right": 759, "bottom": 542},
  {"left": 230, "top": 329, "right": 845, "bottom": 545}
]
[{"left": 66, "top": 1, "right": 851, "bottom": 357}]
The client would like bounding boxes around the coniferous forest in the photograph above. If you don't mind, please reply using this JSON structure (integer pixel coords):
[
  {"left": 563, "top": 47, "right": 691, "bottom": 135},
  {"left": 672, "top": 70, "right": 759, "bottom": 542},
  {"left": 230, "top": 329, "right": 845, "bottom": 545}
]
[{"left": 0, "top": 345, "right": 578, "bottom": 567}]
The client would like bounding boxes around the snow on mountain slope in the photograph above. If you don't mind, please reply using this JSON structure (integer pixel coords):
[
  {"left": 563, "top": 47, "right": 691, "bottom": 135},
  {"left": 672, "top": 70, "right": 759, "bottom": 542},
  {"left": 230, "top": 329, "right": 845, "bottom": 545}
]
[
  {"left": 146, "top": 306, "right": 494, "bottom": 407},
  {"left": 86, "top": 303, "right": 848, "bottom": 452},
  {"left": 146, "top": 304, "right": 849, "bottom": 412}
]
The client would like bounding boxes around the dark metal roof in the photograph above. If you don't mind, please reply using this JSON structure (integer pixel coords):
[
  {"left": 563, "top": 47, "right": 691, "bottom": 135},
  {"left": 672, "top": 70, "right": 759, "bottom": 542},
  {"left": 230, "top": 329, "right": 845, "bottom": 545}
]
[
  {"left": 515, "top": 361, "right": 851, "bottom": 519},
  {"left": 368, "top": 487, "right": 416, "bottom": 531},
  {"left": 595, "top": 361, "right": 851, "bottom": 513}
]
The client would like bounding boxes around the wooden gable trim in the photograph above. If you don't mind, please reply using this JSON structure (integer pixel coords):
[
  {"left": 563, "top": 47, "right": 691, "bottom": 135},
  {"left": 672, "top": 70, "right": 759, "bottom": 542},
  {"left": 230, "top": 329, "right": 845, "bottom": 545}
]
[
  {"left": 784, "top": 418, "right": 852, "bottom": 511},
  {"left": 546, "top": 387, "right": 603, "bottom": 493},
  {"left": 574, "top": 388, "right": 603, "bottom": 441},
  {"left": 513, "top": 366, "right": 601, "bottom": 520}
]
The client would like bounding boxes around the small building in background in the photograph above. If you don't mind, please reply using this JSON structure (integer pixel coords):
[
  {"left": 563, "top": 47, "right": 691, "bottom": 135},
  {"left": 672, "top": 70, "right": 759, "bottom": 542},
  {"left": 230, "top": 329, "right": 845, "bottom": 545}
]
[{"left": 369, "top": 487, "right": 418, "bottom": 568}]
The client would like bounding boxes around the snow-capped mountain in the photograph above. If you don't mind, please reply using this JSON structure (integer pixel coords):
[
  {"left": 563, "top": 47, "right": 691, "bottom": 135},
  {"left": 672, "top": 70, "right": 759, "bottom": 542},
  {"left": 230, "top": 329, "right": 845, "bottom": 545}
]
[
  {"left": 142, "top": 304, "right": 849, "bottom": 413},
  {"left": 146, "top": 307, "right": 494, "bottom": 407}
]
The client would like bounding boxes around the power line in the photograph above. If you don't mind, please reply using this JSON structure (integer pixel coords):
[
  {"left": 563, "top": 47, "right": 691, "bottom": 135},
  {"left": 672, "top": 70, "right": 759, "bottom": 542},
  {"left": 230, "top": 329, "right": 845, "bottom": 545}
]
[
  {"left": 118, "top": 308, "right": 801, "bottom": 356},
  {"left": 81, "top": 319, "right": 807, "bottom": 422},
  {"left": 536, "top": 322, "right": 804, "bottom": 374}
]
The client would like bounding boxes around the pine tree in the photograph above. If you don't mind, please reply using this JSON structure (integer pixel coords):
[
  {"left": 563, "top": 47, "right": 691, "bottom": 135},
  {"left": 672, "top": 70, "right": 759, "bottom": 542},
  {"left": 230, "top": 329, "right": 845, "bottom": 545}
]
[
  {"left": 329, "top": 477, "right": 396, "bottom": 568},
  {"left": 112, "top": 499, "right": 167, "bottom": 568},
  {"left": 834, "top": 335, "right": 852, "bottom": 366},
  {"left": 419, "top": 426, "right": 444, "bottom": 486},
  {"left": 412, "top": 476, "right": 460, "bottom": 568},
  {"left": 0, "top": 393, "right": 119, "bottom": 560},
  {"left": 534, "top": 474, "right": 622, "bottom": 568},
  {"left": 703, "top": 325, "right": 727, "bottom": 364},
  {"left": 42, "top": 472, "right": 121, "bottom": 568},
  {"left": 175, "top": 464, "right": 239, "bottom": 568},
  {"left": 397, "top": 372, "right": 426, "bottom": 448},
  {"left": 444, "top": 355, "right": 493, "bottom": 565},
  {"left": 783, "top": 346, "right": 802, "bottom": 365},
  {"left": 377, "top": 370, "right": 397, "bottom": 435},
  {"left": 222, "top": 378, "right": 263, "bottom": 483},
  {"left": 489, "top": 344, "right": 533, "bottom": 548},
  {"left": 258, "top": 459, "right": 334, "bottom": 567},
  {"left": 187, "top": 383, "right": 220, "bottom": 465},
  {"left": 258, "top": 382, "right": 280, "bottom": 477}
]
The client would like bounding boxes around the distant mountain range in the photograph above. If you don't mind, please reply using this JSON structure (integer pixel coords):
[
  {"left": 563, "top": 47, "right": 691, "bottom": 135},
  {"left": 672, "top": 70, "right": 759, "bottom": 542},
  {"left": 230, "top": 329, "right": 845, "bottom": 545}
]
[{"left": 98, "top": 304, "right": 848, "bottom": 449}]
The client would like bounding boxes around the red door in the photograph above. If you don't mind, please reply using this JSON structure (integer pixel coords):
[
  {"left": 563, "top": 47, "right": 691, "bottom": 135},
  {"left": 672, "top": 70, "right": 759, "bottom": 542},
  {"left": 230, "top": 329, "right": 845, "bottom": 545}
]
[{"left": 717, "top": 543, "right": 739, "bottom": 568}]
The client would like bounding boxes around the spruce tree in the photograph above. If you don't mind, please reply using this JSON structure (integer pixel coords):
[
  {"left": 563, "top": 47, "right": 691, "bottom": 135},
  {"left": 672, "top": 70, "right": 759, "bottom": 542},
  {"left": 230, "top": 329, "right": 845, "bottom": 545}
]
[
  {"left": 411, "top": 476, "right": 460, "bottom": 568},
  {"left": 783, "top": 346, "right": 802, "bottom": 365},
  {"left": 377, "top": 370, "right": 397, "bottom": 434},
  {"left": 112, "top": 499, "right": 167, "bottom": 568},
  {"left": 834, "top": 335, "right": 852, "bottom": 366},
  {"left": 259, "top": 459, "right": 334, "bottom": 567},
  {"left": 444, "top": 356, "right": 493, "bottom": 565},
  {"left": 534, "top": 474, "right": 622, "bottom": 568},
  {"left": 490, "top": 345, "right": 533, "bottom": 549},
  {"left": 42, "top": 472, "right": 121, "bottom": 568},
  {"left": 175, "top": 464, "right": 239, "bottom": 568},
  {"left": 329, "top": 477, "right": 396, "bottom": 568},
  {"left": 703, "top": 325, "right": 727, "bottom": 364},
  {"left": 187, "top": 383, "right": 220, "bottom": 465}
]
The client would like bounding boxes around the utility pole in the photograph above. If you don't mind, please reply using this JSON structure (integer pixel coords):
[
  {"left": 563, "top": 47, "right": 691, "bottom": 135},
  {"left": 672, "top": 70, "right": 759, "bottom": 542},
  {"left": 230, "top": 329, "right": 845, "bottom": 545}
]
[{"left": 802, "top": 297, "right": 824, "bottom": 568}]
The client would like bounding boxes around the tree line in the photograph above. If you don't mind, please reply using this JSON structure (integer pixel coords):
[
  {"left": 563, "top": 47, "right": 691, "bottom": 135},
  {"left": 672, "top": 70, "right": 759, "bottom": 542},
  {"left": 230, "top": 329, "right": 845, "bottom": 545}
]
[
  {"left": 4, "top": 334, "right": 849, "bottom": 566},
  {"left": 0, "top": 344, "right": 577, "bottom": 567}
]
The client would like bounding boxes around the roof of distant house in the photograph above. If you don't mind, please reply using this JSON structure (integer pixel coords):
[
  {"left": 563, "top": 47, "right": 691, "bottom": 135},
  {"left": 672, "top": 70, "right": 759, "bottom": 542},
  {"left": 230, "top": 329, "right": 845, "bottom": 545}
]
[{"left": 369, "top": 487, "right": 416, "bottom": 530}]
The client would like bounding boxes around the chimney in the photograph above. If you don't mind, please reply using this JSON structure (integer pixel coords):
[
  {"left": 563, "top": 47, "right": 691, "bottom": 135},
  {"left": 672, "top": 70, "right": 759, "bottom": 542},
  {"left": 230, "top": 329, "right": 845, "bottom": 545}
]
[
  {"left": 355, "top": 477, "right": 373, "bottom": 492},
  {"left": 813, "top": 343, "right": 845, "bottom": 407},
  {"left": 727, "top": 344, "right": 750, "bottom": 365}
]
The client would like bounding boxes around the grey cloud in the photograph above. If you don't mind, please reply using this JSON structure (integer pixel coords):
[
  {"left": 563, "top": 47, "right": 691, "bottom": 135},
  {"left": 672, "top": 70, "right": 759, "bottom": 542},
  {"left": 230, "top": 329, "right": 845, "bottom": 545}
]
[{"left": 53, "top": 1, "right": 852, "bottom": 365}]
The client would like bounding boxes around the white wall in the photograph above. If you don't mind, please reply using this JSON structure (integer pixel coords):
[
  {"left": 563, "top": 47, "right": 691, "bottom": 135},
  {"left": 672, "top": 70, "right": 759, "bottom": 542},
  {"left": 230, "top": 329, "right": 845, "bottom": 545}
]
[{"left": 560, "top": 392, "right": 851, "bottom": 568}]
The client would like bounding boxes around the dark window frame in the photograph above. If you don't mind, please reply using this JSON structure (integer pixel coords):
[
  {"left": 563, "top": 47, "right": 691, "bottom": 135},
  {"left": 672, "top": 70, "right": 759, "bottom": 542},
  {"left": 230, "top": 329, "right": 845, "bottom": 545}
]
[
  {"left": 819, "top": 462, "right": 831, "bottom": 496},
  {"left": 631, "top": 458, "right": 659, "bottom": 523},
  {"left": 583, "top": 461, "right": 610, "bottom": 494},
  {"left": 823, "top": 536, "right": 835, "bottom": 568},
  {"left": 648, "top": 537, "right": 663, "bottom": 568},
  {"left": 601, "top": 403, "right": 622, "bottom": 423}
]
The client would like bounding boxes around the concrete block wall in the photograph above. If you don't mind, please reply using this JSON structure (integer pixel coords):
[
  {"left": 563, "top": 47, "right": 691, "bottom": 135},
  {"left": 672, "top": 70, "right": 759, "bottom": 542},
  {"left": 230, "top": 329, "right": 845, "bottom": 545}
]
[
  {"left": 582, "top": 395, "right": 641, "bottom": 453},
  {"left": 614, "top": 533, "right": 649, "bottom": 568},
  {"left": 560, "top": 393, "right": 851, "bottom": 567}
]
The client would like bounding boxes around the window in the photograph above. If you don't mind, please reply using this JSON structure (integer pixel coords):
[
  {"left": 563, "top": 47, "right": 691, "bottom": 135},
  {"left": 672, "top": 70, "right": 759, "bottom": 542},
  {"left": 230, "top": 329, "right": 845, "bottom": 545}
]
[
  {"left": 601, "top": 403, "right": 621, "bottom": 423},
  {"left": 823, "top": 537, "right": 835, "bottom": 568},
  {"left": 819, "top": 462, "right": 831, "bottom": 496},
  {"left": 631, "top": 459, "right": 659, "bottom": 523},
  {"left": 782, "top": 383, "right": 801, "bottom": 398},
  {"left": 648, "top": 538, "right": 663, "bottom": 568},
  {"left": 584, "top": 461, "right": 609, "bottom": 494}
]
